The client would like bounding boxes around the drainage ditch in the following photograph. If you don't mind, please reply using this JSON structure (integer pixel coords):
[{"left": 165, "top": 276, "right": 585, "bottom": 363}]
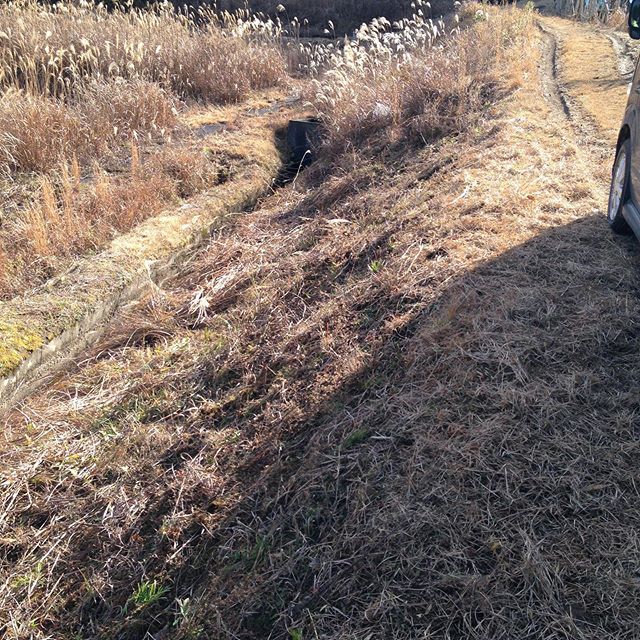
[
  {"left": 274, "top": 117, "right": 322, "bottom": 186},
  {"left": 0, "top": 115, "right": 322, "bottom": 416}
]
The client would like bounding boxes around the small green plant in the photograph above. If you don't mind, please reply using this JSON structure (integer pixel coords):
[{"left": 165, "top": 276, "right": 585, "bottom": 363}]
[
  {"left": 128, "top": 579, "right": 168, "bottom": 610},
  {"left": 11, "top": 561, "right": 45, "bottom": 591},
  {"left": 369, "top": 259, "right": 383, "bottom": 274},
  {"left": 98, "top": 421, "right": 120, "bottom": 441},
  {"left": 343, "top": 428, "right": 370, "bottom": 449},
  {"left": 173, "top": 597, "right": 191, "bottom": 627},
  {"left": 227, "top": 535, "right": 272, "bottom": 571},
  {"left": 289, "top": 629, "right": 303, "bottom": 640}
]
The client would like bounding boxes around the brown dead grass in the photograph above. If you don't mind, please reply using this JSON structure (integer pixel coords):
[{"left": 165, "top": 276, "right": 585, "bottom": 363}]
[
  {"left": 0, "top": 102, "right": 288, "bottom": 299},
  {"left": 0, "top": 80, "right": 179, "bottom": 175},
  {"left": 0, "top": 1, "right": 285, "bottom": 102},
  {"left": 0, "top": 145, "right": 208, "bottom": 296},
  {"left": 3, "top": 8, "right": 639, "bottom": 639},
  {"left": 22, "top": 162, "right": 175, "bottom": 258},
  {"left": 312, "top": 4, "right": 533, "bottom": 153},
  {"left": 0, "top": 110, "right": 285, "bottom": 386},
  {"left": 0, "top": 0, "right": 289, "bottom": 298}
]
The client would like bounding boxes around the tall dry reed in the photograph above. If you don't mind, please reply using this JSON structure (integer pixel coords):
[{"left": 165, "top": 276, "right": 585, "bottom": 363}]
[
  {"left": 0, "top": 0, "right": 288, "bottom": 295},
  {"left": 0, "top": 0, "right": 285, "bottom": 101},
  {"left": 309, "top": 1, "right": 535, "bottom": 152}
]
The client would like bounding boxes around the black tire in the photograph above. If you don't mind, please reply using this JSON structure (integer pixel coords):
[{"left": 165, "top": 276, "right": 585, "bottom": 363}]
[{"left": 607, "top": 139, "right": 633, "bottom": 234}]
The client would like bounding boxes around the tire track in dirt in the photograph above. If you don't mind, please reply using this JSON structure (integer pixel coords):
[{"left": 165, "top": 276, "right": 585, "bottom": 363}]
[
  {"left": 606, "top": 30, "right": 636, "bottom": 78},
  {"left": 537, "top": 20, "right": 612, "bottom": 166},
  {"left": 538, "top": 23, "right": 572, "bottom": 118},
  {"left": 538, "top": 15, "right": 631, "bottom": 148}
]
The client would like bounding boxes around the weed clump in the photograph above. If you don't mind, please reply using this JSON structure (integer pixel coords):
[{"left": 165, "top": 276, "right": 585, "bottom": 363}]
[{"left": 310, "top": 1, "right": 534, "bottom": 152}]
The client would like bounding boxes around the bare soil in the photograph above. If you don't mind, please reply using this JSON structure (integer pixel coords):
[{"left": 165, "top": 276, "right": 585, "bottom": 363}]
[{"left": 539, "top": 14, "right": 632, "bottom": 144}]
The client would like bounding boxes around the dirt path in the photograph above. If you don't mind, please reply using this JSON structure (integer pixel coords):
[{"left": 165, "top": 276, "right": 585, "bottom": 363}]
[{"left": 538, "top": 14, "right": 634, "bottom": 145}]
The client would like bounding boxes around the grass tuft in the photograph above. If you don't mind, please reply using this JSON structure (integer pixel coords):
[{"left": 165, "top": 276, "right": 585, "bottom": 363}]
[{"left": 128, "top": 580, "right": 169, "bottom": 610}]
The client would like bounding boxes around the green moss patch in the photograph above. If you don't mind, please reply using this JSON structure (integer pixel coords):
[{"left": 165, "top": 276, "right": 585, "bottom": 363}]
[{"left": 0, "top": 321, "right": 44, "bottom": 377}]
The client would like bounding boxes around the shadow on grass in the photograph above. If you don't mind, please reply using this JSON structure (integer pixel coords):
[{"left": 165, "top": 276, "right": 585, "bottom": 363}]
[
  {"left": 13, "top": 190, "right": 640, "bottom": 640},
  {"left": 65, "top": 205, "right": 640, "bottom": 640}
]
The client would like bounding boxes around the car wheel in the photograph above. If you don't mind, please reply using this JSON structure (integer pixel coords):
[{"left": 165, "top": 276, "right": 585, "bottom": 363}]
[{"left": 608, "top": 139, "right": 633, "bottom": 234}]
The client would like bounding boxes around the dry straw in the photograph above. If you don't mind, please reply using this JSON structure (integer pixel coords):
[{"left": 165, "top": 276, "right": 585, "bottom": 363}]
[
  {"left": 0, "top": 4, "right": 548, "bottom": 638},
  {"left": 0, "top": 0, "right": 286, "bottom": 296}
]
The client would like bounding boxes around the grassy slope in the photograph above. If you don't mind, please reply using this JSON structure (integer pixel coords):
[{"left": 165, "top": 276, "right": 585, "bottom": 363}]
[
  {"left": 3, "top": 12, "right": 640, "bottom": 640},
  {"left": 0, "top": 94, "right": 295, "bottom": 383}
]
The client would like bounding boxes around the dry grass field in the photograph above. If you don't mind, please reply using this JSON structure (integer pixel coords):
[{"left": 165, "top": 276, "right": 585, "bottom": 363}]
[
  {"left": 2, "top": 1, "right": 640, "bottom": 639},
  {"left": 0, "top": 0, "right": 286, "bottom": 296}
]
